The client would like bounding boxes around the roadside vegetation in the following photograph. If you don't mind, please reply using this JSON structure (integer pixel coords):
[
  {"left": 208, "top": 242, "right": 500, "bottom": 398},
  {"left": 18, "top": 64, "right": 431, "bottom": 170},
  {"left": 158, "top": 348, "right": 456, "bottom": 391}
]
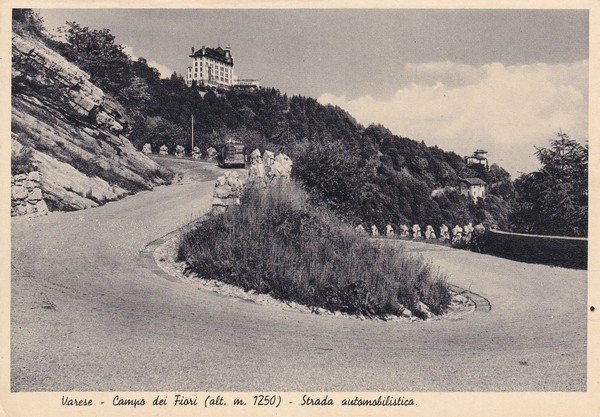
[{"left": 178, "top": 181, "right": 451, "bottom": 318}]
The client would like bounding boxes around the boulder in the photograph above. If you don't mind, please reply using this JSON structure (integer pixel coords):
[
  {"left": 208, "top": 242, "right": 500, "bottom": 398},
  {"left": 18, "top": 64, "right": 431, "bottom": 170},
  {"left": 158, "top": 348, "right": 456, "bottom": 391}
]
[
  {"left": 451, "top": 225, "right": 464, "bottom": 245},
  {"left": 263, "top": 150, "right": 275, "bottom": 179},
  {"left": 175, "top": 145, "right": 185, "bottom": 158},
  {"left": 248, "top": 149, "right": 266, "bottom": 185},
  {"left": 386, "top": 224, "right": 394, "bottom": 237},
  {"left": 371, "top": 225, "right": 379, "bottom": 236},
  {"left": 141, "top": 143, "right": 152, "bottom": 154},
  {"left": 411, "top": 224, "right": 421, "bottom": 239},
  {"left": 439, "top": 224, "right": 450, "bottom": 240},
  {"left": 464, "top": 222, "right": 474, "bottom": 236},
  {"left": 425, "top": 225, "right": 436, "bottom": 239},
  {"left": 159, "top": 145, "right": 169, "bottom": 155},
  {"left": 35, "top": 200, "right": 49, "bottom": 215},
  {"left": 27, "top": 187, "right": 43, "bottom": 202},
  {"left": 213, "top": 185, "right": 234, "bottom": 199},
  {"left": 191, "top": 146, "right": 201, "bottom": 159},
  {"left": 26, "top": 202, "right": 37, "bottom": 215},
  {"left": 14, "top": 173, "right": 27, "bottom": 183},
  {"left": 27, "top": 171, "right": 41, "bottom": 182},
  {"left": 271, "top": 153, "right": 293, "bottom": 180},
  {"left": 474, "top": 223, "right": 486, "bottom": 234},
  {"left": 206, "top": 147, "right": 218, "bottom": 160},
  {"left": 211, "top": 171, "right": 243, "bottom": 215},
  {"left": 417, "top": 302, "right": 433, "bottom": 319},
  {"left": 11, "top": 185, "right": 28, "bottom": 200},
  {"left": 399, "top": 224, "right": 410, "bottom": 238}
]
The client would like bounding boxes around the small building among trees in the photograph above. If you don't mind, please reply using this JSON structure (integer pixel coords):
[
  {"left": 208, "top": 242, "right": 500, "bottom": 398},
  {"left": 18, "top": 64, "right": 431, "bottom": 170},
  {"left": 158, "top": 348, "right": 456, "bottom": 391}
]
[{"left": 459, "top": 177, "right": 487, "bottom": 202}]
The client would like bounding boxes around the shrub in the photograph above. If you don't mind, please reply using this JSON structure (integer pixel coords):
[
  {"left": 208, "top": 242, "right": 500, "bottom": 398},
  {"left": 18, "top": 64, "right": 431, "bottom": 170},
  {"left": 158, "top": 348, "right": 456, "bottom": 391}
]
[
  {"left": 178, "top": 180, "right": 451, "bottom": 317},
  {"left": 11, "top": 146, "right": 36, "bottom": 175}
]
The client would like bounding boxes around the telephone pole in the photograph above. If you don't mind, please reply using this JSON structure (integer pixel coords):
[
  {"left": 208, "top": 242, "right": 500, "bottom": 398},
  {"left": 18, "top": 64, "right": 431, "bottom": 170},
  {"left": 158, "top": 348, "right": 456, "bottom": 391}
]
[{"left": 191, "top": 114, "right": 194, "bottom": 150}]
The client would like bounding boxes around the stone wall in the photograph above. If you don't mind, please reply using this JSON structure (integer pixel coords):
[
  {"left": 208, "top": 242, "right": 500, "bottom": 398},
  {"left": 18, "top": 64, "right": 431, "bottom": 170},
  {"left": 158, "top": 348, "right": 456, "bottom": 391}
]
[
  {"left": 11, "top": 171, "right": 49, "bottom": 217},
  {"left": 211, "top": 171, "right": 243, "bottom": 215},
  {"left": 480, "top": 229, "right": 587, "bottom": 269}
]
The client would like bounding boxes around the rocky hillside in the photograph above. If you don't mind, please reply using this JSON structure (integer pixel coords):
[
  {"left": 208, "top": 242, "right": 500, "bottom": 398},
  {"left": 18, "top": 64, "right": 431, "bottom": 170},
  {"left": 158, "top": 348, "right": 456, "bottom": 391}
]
[{"left": 11, "top": 28, "right": 172, "bottom": 212}]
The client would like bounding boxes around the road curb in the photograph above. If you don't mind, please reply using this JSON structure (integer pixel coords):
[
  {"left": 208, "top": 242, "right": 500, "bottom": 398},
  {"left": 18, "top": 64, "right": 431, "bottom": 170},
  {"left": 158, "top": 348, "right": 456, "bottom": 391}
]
[{"left": 447, "top": 284, "right": 492, "bottom": 312}]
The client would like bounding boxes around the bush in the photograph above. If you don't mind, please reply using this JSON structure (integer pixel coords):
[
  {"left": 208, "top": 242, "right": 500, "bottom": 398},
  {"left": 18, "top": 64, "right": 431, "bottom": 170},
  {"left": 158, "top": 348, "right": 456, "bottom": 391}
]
[
  {"left": 178, "top": 180, "right": 451, "bottom": 317},
  {"left": 11, "top": 146, "right": 35, "bottom": 175}
]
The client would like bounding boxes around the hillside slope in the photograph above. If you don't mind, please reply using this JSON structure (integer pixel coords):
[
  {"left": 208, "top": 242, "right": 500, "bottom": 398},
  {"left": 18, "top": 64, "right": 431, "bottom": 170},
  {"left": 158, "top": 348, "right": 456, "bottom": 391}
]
[
  {"left": 11, "top": 12, "right": 513, "bottom": 228},
  {"left": 11, "top": 29, "right": 172, "bottom": 212},
  {"left": 127, "top": 82, "right": 515, "bottom": 229}
]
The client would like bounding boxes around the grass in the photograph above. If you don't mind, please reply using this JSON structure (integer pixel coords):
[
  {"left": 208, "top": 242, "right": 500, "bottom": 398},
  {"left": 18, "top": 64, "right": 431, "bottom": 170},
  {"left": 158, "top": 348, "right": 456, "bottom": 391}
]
[{"left": 178, "top": 180, "right": 451, "bottom": 318}]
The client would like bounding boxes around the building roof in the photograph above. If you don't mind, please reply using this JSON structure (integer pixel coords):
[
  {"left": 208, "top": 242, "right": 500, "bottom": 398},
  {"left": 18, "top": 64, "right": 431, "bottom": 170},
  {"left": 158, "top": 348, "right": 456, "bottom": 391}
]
[
  {"left": 190, "top": 46, "right": 233, "bottom": 65},
  {"left": 467, "top": 155, "right": 487, "bottom": 160},
  {"left": 460, "top": 177, "right": 487, "bottom": 186}
]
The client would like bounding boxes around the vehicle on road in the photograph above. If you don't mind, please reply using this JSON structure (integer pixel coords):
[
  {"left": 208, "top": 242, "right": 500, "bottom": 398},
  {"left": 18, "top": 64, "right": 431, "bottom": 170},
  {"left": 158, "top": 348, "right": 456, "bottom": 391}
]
[{"left": 218, "top": 139, "right": 246, "bottom": 168}]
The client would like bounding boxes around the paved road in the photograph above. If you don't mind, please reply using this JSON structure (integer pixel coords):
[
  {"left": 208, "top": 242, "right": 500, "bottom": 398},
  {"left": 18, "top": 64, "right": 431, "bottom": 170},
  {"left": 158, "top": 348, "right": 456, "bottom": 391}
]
[{"left": 11, "top": 159, "right": 586, "bottom": 392}]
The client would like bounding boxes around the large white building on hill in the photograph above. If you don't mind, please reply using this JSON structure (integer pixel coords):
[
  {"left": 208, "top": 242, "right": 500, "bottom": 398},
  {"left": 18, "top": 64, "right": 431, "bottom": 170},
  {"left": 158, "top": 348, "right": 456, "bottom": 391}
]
[
  {"left": 186, "top": 45, "right": 234, "bottom": 88},
  {"left": 186, "top": 44, "right": 260, "bottom": 90}
]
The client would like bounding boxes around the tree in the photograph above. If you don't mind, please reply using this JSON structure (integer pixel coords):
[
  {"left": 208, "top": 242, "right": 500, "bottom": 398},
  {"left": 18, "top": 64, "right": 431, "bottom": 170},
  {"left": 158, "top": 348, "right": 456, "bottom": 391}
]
[
  {"left": 59, "top": 22, "right": 132, "bottom": 96},
  {"left": 511, "top": 132, "right": 588, "bottom": 237},
  {"left": 12, "top": 9, "right": 45, "bottom": 37}
]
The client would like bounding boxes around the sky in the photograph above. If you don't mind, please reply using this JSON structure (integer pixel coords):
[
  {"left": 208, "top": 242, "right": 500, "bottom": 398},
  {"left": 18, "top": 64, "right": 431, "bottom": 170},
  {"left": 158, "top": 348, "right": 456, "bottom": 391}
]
[{"left": 38, "top": 9, "right": 588, "bottom": 176}]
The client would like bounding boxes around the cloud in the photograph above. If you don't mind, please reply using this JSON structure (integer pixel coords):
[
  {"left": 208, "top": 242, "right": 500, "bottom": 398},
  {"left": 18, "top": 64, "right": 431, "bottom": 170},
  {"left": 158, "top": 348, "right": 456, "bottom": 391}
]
[
  {"left": 318, "top": 60, "right": 588, "bottom": 176},
  {"left": 122, "top": 45, "right": 174, "bottom": 79}
]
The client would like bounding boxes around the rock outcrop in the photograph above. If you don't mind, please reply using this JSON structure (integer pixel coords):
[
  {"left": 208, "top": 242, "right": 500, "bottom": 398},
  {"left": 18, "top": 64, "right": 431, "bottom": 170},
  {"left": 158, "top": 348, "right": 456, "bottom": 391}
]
[{"left": 11, "top": 32, "right": 172, "bottom": 212}]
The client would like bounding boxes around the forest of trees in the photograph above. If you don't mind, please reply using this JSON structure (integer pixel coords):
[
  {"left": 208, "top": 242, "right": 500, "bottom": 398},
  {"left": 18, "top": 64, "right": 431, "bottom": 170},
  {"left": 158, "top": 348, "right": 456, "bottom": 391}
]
[{"left": 13, "top": 10, "right": 588, "bottom": 237}]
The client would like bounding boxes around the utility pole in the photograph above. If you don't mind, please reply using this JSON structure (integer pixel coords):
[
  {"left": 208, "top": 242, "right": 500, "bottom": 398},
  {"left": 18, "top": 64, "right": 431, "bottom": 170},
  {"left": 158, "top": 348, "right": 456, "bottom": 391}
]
[{"left": 191, "top": 114, "right": 194, "bottom": 150}]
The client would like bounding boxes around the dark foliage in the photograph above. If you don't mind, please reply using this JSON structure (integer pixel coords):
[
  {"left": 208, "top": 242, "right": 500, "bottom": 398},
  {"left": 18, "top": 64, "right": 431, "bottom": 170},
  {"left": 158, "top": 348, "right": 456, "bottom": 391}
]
[
  {"left": 511, "top": 132, "right": 588, "bottom": 237},
  {"left": 12, "top": 9, "right": 45, "bottom": 37},
  {"left": 11, "top": 146, "right": 36, "bottom": 175}
]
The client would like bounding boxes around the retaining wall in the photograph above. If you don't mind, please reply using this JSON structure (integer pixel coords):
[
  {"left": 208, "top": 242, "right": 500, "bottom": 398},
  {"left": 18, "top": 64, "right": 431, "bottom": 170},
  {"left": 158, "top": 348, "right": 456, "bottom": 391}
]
[{"left": 481, "top": 229, "right": 587, "bottom": 269}]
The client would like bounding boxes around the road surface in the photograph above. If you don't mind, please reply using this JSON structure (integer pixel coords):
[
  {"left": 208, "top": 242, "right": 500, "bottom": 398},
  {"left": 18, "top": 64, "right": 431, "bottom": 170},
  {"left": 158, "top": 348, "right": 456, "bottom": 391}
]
[{"left": 11, "top": 158, "right": 586, "bottom": 391}]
